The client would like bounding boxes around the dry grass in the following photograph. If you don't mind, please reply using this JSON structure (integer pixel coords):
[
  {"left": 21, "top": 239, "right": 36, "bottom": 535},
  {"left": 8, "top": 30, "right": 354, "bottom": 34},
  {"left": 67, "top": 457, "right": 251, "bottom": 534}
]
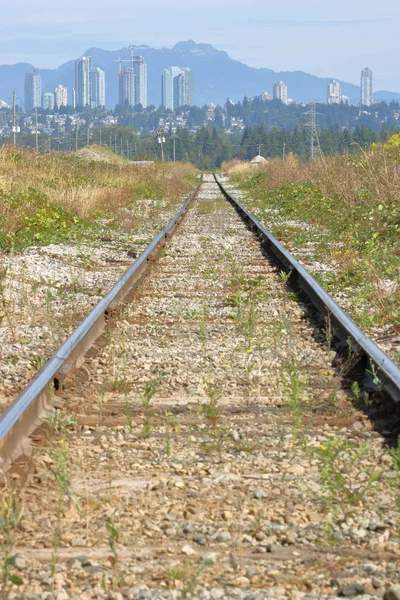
[
  {"left": 0, "top": 146, "right": 197, "bottom": 249},
  {"left": 222, "top": 139, "right": 400, "bottom": 208}
]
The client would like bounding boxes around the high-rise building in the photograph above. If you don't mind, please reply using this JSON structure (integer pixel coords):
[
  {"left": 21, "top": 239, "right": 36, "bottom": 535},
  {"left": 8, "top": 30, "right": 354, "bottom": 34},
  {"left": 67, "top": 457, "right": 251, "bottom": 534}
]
[
  {"left": 72, "top": 87, "right": 77, "bottom": 109},
  {"left": 361, "top": 67, "right": 373, "bottom": 106},
  {"left": 173, "top": 74, "right": 186, "bottom": 110},
  {"left": 42, "top": 92, "right": 55, "bottom": 111},
  {"left": 55, "top": 85, "right": 68, "bottom": 108},
  {"left": 90, "top": 67, "right": 106, "bottom": 108},
  {"left": 75, "top": 56, "right": 92, "bottom": 107},
  {"left": 133, "top": 56, "right": 148, "bottom": 108},
  {"left": 327, "top": 80, "right": 341, "bottom": 104},
  {"left": 181, "top": 68, "right": 194, "bottom": 106},
  {"left": 25, "top": 69, "right": 41, "bottom": 111},
  {"left": 119, "top": 67, "right": 136, "bottom": 107},
  {"left": 162, "top": 67, "right": 194, "bottom": 110},
  {"left": 273, "top": 81, "right": 288, "bottom": 105}
]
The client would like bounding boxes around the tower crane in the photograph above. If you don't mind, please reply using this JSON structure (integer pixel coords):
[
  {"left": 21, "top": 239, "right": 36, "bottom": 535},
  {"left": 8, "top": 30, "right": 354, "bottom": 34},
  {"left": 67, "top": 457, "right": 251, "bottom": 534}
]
[{"left": 114, "top": 46, "right": 135, "bottom": 73}]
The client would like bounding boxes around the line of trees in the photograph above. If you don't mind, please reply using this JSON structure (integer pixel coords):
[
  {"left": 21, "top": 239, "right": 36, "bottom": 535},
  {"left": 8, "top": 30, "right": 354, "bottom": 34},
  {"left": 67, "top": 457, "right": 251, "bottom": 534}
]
[{"left": 0, "top": 123, "right": 392, "bottom": 169}]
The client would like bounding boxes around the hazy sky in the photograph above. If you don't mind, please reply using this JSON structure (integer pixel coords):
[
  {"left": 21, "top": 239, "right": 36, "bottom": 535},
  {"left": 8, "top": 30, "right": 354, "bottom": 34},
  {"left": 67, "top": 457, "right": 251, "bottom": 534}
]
[{"left": 1, "top": 0, "right": 399, "bottom": 90}]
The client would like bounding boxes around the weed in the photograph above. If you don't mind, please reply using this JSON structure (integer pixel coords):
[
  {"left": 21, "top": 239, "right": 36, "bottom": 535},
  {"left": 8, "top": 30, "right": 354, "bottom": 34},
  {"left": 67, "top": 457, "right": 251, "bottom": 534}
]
[
  {"left": 199, "top": 378, "right": 222, "bottom": 425},
  {"left": 390, "top": 438, "right": 400, "bottom": 529},
  {"left": 48, "top": 409, "right": 76, "bottom": 435},
  {"left": 201, "top": 426, "right": 229, "bottom": 458},
  {"left": 310, "top": 435, "right": 382, "bottom": 517},
  {"left": 140, "top": 371, "right": 162, "bottom": 439},
  {"left": 279, "top": 270, "right": 291, "bottom": 284},
  {"left": 282, "top": 357, "right": 307, "bottom": 440},
  {"left": 50, "top": 439, "right": 73, "bottom": 576},
  {"left": 0, "top": 487, "right": 24, "bottom": 590},
  {"left": 105, "top": 517, "right": 120, "bottom": 567},
  {"left": 336, "top": 339, "right": 360, "bottom": 377}
]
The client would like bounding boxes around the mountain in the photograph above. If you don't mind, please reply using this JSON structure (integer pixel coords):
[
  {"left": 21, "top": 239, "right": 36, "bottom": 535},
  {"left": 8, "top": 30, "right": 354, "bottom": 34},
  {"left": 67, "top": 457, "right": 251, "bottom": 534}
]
[{"left": 1, "top": 40, "right": 399, "bottom": 109}]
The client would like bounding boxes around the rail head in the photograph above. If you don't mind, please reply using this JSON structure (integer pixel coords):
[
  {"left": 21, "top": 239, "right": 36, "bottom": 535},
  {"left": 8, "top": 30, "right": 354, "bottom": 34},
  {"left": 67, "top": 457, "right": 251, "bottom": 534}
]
[
  {"left": 214, "top": 173, "right": 400, "bottom": 404},
  {"left": 0, "top": 179, "right": 202, "bottom": 474}
]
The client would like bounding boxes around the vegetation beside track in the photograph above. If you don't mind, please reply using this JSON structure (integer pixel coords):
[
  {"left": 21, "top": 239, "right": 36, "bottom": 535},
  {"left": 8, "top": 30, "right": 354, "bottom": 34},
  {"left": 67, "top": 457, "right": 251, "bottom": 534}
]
[
  {"left": 222, "top": 137, "right": 400, "bottom": 358},
  {"left": 0, "top": 145, "right": 197, "bottom": 251}
]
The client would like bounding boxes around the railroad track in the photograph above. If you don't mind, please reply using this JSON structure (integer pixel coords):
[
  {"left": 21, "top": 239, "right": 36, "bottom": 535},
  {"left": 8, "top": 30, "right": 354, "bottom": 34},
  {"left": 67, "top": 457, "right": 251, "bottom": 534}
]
[{"left": 1, "top": 174, "right": 400, "bottom": 598}]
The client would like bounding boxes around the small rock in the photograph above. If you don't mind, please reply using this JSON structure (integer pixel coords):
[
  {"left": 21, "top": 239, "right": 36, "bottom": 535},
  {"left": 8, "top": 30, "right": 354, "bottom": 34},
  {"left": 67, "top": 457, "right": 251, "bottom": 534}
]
[
  {"left": 181, "top": 544, "right": 196, "bottom": 556},
  {"left": 288, "top": 464, "right": 305, "bottom": 475},
  {"left": 216, "top": 531, "right": 231, "bottom": 542},
  {"left": 14, "top": 553, "right": 28, "bottom": 570},
  {"left": 201, "top": 551, "right": 217, "bottom": 565},
  {"left": 253, "top": 489, "right": 266, "bottom": 499},
  {"left": 384, "top": 587, "right": 400, "bottom": 600},
  {"left": 194, "top": 534, "right": 207, "bottom": 545},
  {"left": 339, "top": 583, "right": 365, "bottom": 597},
  {"left": 234, "top": 576, "right": 250, "bottom": 587},
  {"left": 210, "top": 589, "right": 225, "bottom": 599}
]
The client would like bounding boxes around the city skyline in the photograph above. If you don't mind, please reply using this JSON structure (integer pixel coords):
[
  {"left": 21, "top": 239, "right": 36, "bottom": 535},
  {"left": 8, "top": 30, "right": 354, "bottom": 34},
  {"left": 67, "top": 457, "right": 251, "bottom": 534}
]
[
  {"left": 0, "top": 1, "right": 399, "bottom": 92},
  {"left": 20, "top": 65, "right": 378, "bottom": 114}
]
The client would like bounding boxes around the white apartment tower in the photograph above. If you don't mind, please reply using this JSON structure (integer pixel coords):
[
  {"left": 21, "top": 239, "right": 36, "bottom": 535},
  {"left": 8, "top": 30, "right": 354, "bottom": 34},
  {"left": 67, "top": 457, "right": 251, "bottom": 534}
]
[
  {"left": 55, "top": 85, "right": 68, "bottom": 108},
  {"left": 90, "top": 67, "right": 106, "bottom": 108},
  {"left": 41, "top": 92, "right": 55, "bottom": 111},
  {"left": 273, "top": 81, "right": 288, "bottom": 105},
  {"left": 327, "top": 80, "right": 341, "bottom": 104},
  {"left": 119, "top": 68, "right": 136, "bottom": 107},
  {"left": 361, "top": 67, "right": 373, "bottom": 106},
  {"left": 162, "top": 67, "right": 194, "bottom": 110},
  {"left": 24, "top": 69, "right": 41, "bottom": 111},
  {"left": 75, "top": 56, "right": 92, "bottom": 107},
  {"left": 133, "top": 56, "right": 148, "bottom": 108}
]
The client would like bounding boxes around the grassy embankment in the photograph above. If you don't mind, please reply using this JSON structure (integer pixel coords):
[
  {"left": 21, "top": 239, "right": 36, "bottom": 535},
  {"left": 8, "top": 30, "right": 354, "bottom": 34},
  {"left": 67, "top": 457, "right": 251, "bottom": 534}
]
[
  {"left": 0, "top": 145, "right": 197, "bottom": 251},
  {"left": 222, "top": 136, "right": 399, "bottom": 360}
]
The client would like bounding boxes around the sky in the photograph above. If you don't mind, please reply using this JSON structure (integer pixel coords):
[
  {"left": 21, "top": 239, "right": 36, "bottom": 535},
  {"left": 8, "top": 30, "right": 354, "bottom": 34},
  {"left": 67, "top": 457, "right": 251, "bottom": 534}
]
[{"left": 1, "top": 0, "right": 399, "bottom": 91}]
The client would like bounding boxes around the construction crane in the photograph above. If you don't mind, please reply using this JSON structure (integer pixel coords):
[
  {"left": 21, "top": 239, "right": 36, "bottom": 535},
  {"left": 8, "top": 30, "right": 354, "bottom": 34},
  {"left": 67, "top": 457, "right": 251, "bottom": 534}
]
[{"left": 114, "top": 46, "right": 135, "bottom": 73}]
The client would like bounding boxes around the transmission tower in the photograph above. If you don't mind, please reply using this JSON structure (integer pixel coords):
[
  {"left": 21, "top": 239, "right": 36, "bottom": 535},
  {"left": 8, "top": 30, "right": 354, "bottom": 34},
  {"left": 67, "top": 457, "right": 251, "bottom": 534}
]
[{"left": 305, "top": 102, "right": 322, "bottom": 161}]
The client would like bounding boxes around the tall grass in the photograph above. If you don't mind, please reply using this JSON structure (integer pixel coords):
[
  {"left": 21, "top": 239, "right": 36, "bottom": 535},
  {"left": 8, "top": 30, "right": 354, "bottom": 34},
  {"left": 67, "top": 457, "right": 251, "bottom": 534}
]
[{"left": 0, "top": 146, "right": 197, "bottom": 249}]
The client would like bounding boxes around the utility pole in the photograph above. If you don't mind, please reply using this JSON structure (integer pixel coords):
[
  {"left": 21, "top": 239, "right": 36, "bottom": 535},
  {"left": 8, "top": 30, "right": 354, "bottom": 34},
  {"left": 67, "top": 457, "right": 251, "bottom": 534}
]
[
  {"left": 35, "top": 107, "right": 39, "bottom": 152},
  {"left": 157, "top": 127, "right": 165, "bottom": 162},
  {"left": 282, "top": 142, "right": 286, "bottom": 162},
  {"left": 87, "top": 126, "right": 90, "bottom": 145},
  {"left": 126, "top": 140, "right": 129, "bottom": 158},
  {"left": 12, "top": 91, "right": 17, "bottom": 146},
  {"left": 99, "top": 129, "right": 102, "bottom": 145},
  {"left": 172, "top": 129, "right": 177, "bottom": 162}
]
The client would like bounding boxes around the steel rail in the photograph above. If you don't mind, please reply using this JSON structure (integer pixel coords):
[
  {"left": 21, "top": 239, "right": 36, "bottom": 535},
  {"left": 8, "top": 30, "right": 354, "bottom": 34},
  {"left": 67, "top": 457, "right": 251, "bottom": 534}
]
[
  {"left": 0, "top": 179, "right": 202, "bottom": 473},
  {"left": 214, "top": 174, "right": 400, "bottom": 404}
]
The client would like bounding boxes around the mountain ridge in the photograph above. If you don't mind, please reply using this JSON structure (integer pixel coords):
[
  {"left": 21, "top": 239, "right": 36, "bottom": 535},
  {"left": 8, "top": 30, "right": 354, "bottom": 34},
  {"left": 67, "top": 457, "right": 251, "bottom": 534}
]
[{"left": 0, "top": 40, "right": 399, "bottom": 109}]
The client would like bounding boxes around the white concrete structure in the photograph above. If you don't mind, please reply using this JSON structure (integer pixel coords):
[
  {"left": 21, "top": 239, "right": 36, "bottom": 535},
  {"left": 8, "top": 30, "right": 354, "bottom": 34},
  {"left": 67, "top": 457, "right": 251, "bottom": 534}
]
[
  {"left": 327, "top": 80, "right": 341, "bottom": 104},
  {"left": 25, "top": 69, "right": 41, "bottom": 111},
  {"left": 273, "top": 81, "right": 288, "bottom": 105},
  {"left": 75, "top": 56, "right": 92, "bottom": 107},
  {"left": 55, "top": 85, "right": 68, "bottom": 108},
  {"left": 361, "top": 67, "right": 373, "bottom": 106},
  {"left": 90, "top": 67, "right": 106, "bottom": 108}
]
